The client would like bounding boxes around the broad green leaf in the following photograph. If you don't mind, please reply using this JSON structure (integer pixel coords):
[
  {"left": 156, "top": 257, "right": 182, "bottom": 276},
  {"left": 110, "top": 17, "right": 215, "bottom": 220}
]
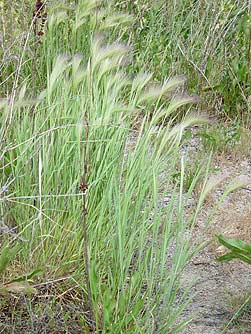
[
  {"left": 217, "top": 251, "right": 251, "bottom": 264},
  {"left": 0, "top": 244, "right": 20, "bottom": 275},
  {"left": 102, "top": 288, "right": 115, "bottom": 324},
  {"left": 131, "top": 299, "right": 144, "bottom": 317},
  {"left": 7, "top": 268, "right": 43, "bottom": 283},
  {"left": 217, "top": 235, "right": 251, "bottom": 254}
]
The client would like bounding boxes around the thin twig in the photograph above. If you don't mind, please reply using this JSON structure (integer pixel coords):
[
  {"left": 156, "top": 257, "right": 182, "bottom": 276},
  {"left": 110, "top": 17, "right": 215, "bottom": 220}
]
[
  {"left": 80, "top": 119, "right": 95, "bottom": 330},
  {"left": 242, "top": 187, "right": 251, "bottom": 192}
]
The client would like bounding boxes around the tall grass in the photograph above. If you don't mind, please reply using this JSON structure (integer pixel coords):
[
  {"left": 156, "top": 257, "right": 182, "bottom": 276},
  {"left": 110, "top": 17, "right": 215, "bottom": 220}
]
[
  {"left": 0, "top": 1, "right": 211, "bottom": 333},
  {"left": 120, "top": 0, "right": 251, "bottom": 123}
]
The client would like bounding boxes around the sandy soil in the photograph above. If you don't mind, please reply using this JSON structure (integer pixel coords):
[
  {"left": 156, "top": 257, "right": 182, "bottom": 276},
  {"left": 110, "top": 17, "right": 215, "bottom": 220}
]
[{"left": 179, "top": 154, "right": 251, "bottom": 334}]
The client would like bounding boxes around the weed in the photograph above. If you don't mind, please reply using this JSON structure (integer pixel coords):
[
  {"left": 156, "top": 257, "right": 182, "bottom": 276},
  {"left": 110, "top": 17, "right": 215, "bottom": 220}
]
[
  {"left": 0, "top": 1, "right": 224, "bottom": 333},
  {"left": 196, "top": 123, "right": 251, "bottom": 156},
  {"left": 222, "top": 293, "right": 251, "bottom": 333}
]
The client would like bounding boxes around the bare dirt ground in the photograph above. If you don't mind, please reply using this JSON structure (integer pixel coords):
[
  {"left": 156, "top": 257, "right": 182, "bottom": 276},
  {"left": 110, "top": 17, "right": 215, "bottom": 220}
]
[{"left": 180, "top": 154, "right": 251, "bottom": 334}]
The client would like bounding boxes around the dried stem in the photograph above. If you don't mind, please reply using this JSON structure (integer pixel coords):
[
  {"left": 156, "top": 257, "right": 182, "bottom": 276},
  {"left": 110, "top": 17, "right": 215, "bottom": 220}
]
[{"left": 80, "top": 119, "right": 96, "bottom": 331}]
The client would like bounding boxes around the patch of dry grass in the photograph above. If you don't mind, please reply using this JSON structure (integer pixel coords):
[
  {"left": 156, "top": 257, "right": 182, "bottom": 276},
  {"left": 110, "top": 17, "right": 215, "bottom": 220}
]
[{"left": 0, "top": 281, "right": 90, "bottom": 334}]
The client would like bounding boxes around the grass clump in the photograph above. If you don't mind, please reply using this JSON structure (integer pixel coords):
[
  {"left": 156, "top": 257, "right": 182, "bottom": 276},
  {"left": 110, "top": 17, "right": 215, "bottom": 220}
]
[
  {"left": 195, "top": 122, "right": 251, "bottom": 157},
  {"left": 0, "top": 1, "right": 214, "bottom": 333},
  {"left": 122, "top": 0, "right": 251, "bottom": 124}
]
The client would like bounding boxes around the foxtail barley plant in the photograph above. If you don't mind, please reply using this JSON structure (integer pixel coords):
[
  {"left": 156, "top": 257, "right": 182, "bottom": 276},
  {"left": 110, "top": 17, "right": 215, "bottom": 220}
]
[{"left": 0, "top": 1, "right": 212, "bottom": 332}]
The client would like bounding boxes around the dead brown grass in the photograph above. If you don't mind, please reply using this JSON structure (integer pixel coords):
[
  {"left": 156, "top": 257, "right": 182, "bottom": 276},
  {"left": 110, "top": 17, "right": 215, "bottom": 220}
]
[{"left": 0, "top": 281, "right": 91, "bottom": 334}]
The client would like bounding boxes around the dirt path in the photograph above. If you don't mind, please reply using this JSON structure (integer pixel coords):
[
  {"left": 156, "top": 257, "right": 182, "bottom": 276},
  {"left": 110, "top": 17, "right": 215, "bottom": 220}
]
[
  {"left": 180, "top": 155, "right": 251, "bottom": 333},
  {"left": 181, "top": 245, "right": 251, "bottom": 333}
]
